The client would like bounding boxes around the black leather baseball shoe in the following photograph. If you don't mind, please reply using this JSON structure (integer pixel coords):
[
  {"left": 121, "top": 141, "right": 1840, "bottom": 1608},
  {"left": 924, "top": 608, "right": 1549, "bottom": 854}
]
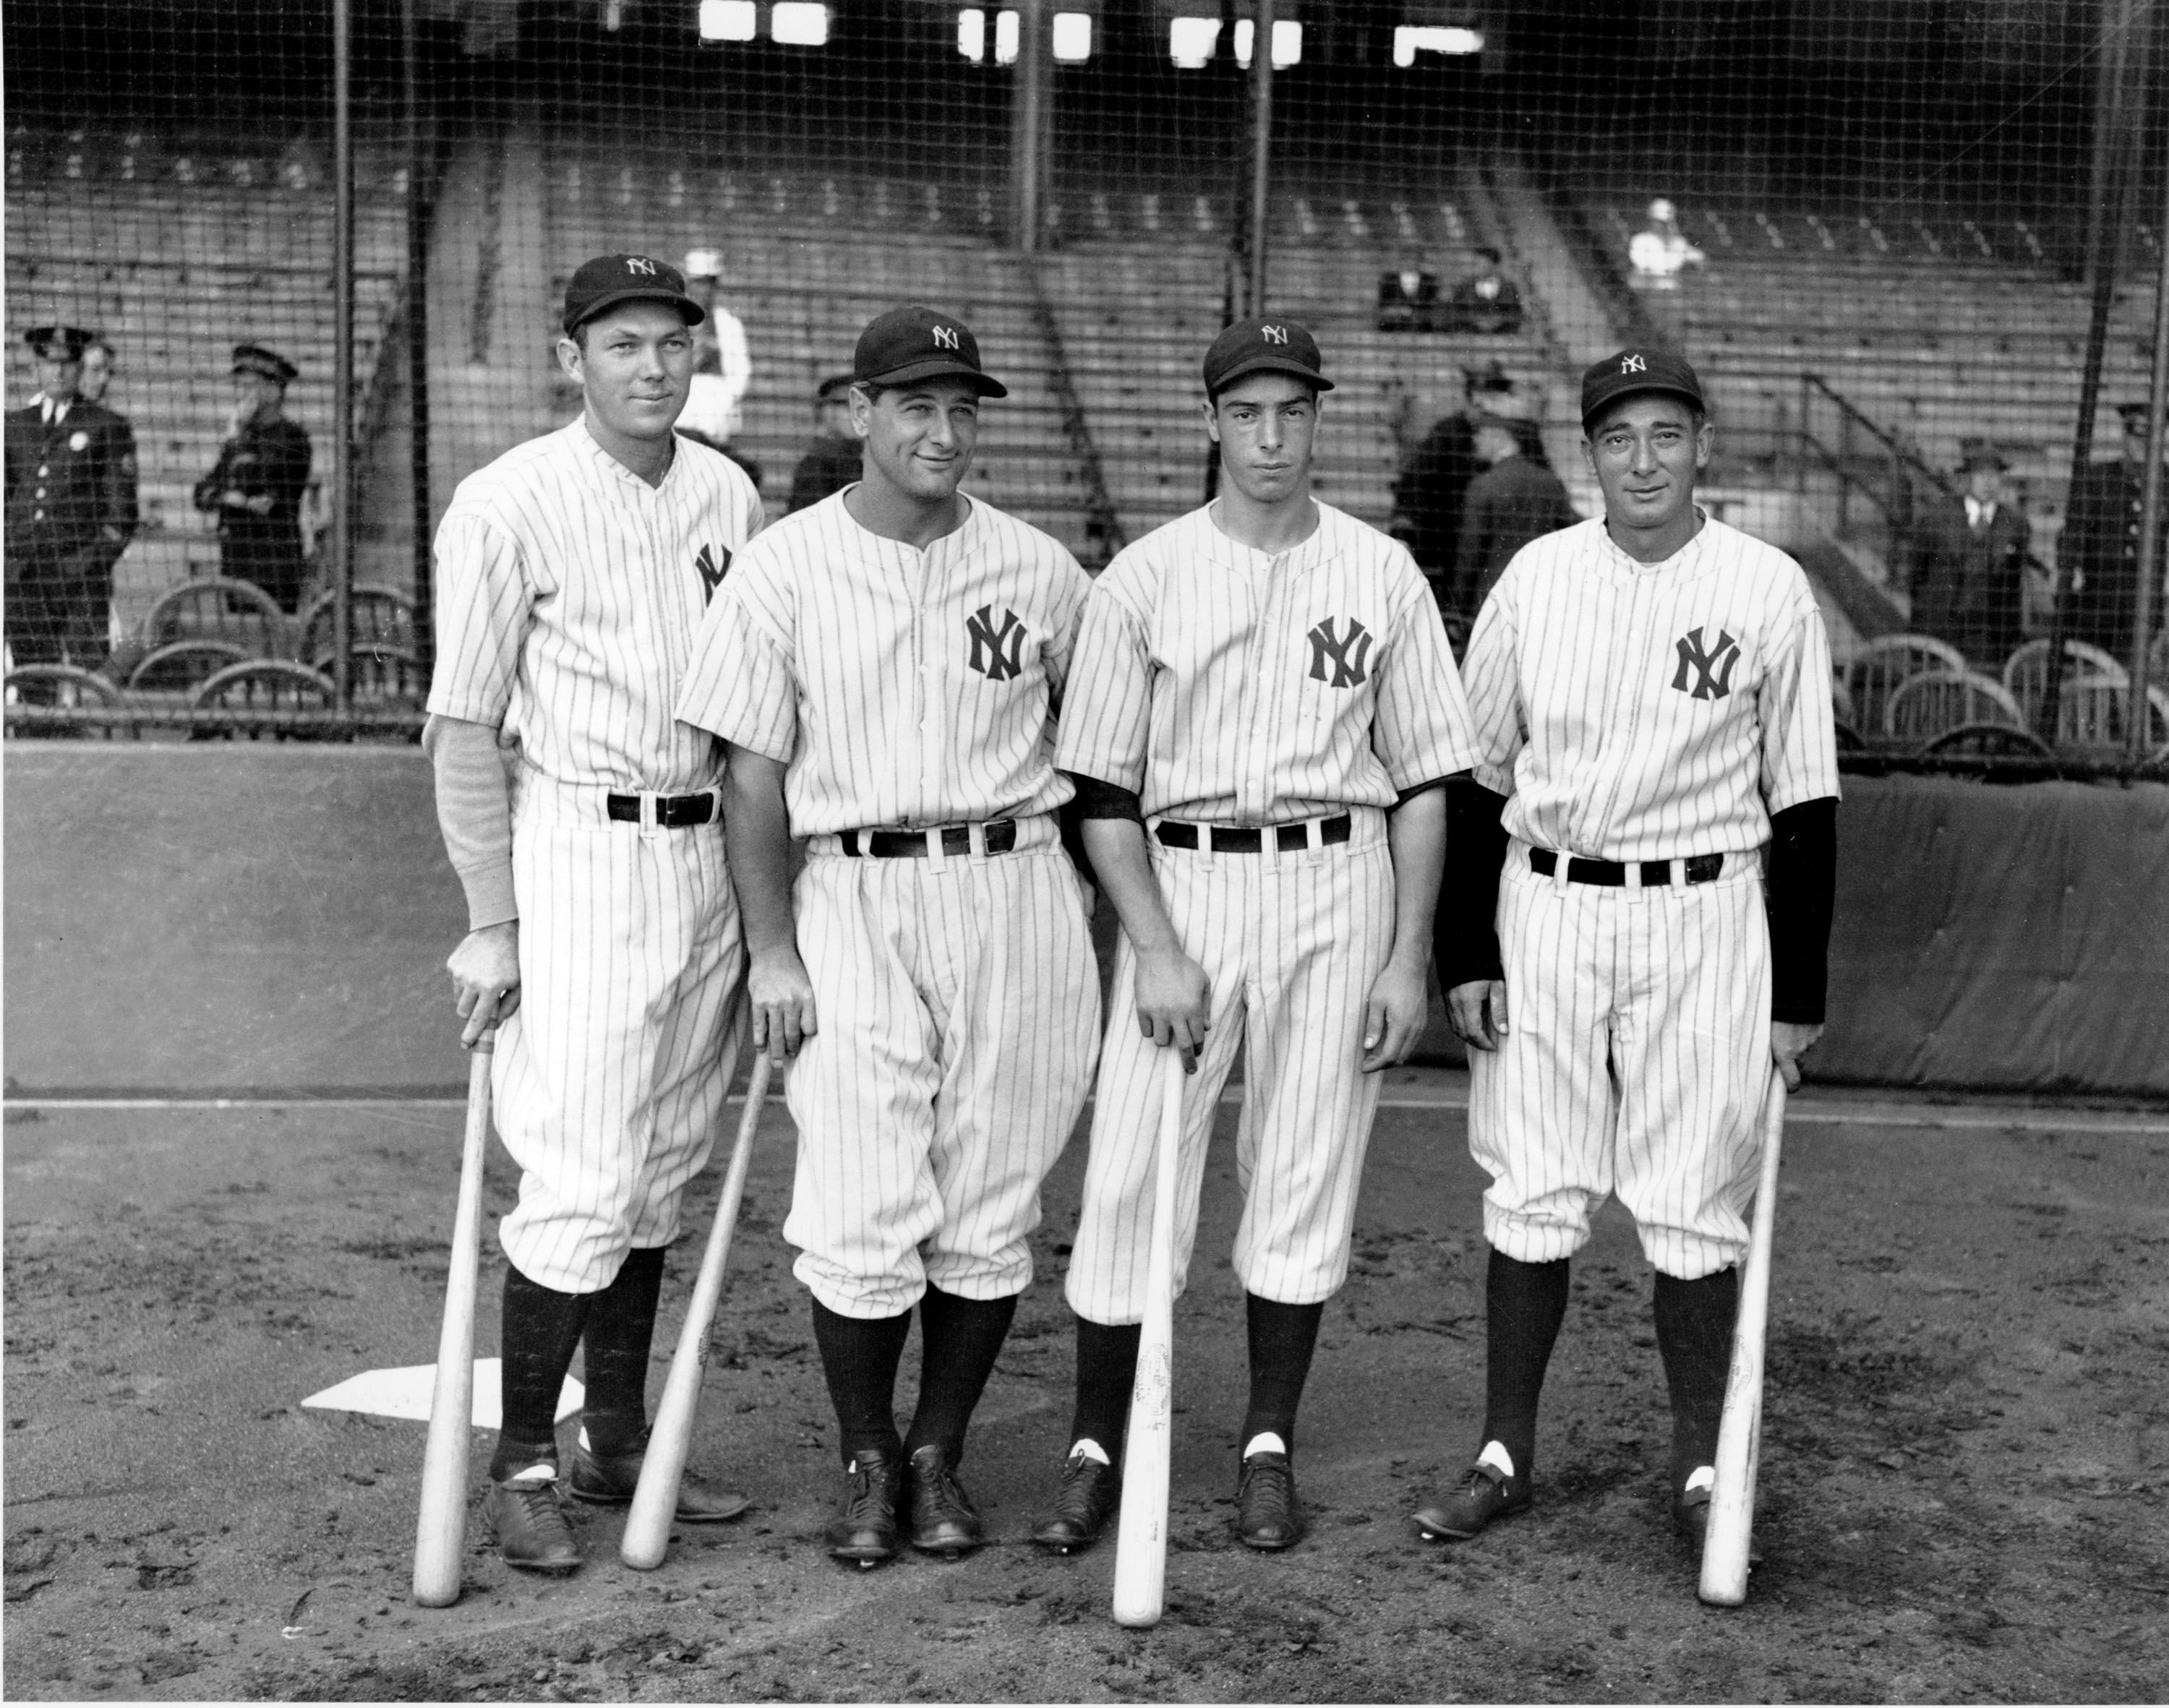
[
  {"left": 826, "top": 1448, "right": 904, "bottom": 1566},
  {"left": 905, "top": 1443, "right": 985, "bottom": 1557},
  {"left": 1031, "top": 1451, "right": 1121, "bottom": 1553},
  {"left": 1409, "top": 1462, "right": 1531, "bottom": 1541},
  {"left": 568, "top": 1438, "right": 752, "bottom": 1522},
  {"left": 487, "top": 1467, "right": 583, "bottom": 1574},
  {"left": 1236, "top": 1450, "right": 1304, "bottom": 1550}
]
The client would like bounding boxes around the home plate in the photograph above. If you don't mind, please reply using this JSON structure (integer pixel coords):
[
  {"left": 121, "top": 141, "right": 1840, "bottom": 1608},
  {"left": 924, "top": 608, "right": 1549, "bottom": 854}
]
[{"left": 301, "top": 1360, "right": 583, "bottom": 1429}]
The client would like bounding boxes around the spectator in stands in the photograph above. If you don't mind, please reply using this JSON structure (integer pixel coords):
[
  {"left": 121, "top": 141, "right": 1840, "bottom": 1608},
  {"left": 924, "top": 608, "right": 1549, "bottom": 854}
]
[
  {"left": 1444, "top": 247, "right": 1525, "bottom": 336},
  {"left": 80, "top": 338, "right": 117, "bottom": 406},
  {"left": 1450, "top": 414, "right": 1578, "bottom": 618},
  {"left": 4, "top": 325, "right": 139, "bottom": 669},
  {"left": 2063, "top": 401, "right": 2165, "bottom": 669},
  {"left": 1913, "top": 444, "right": 2030, "bottom": 668},
  {"left": 677, "top": 247, "right": 760, "bottom": 485},
  {"left": 1627, "top": 199, "right": 1705, "bottom": 340},
  {"left": 1377, "top": 259, "right": 1444, "bottom": 333},
  {"left": 787, "top": 372, "right": 861, "bottom": 515},
  {"left": 192, "top": 343, "right": 313, "bottom": 612},
  {"left": 1390, "top": 361, "right": 1526, "bottom": 586}
]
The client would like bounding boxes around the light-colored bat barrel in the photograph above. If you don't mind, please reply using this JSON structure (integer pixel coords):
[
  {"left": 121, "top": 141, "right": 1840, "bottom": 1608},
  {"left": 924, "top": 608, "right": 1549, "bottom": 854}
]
[
  {"left": 620, "top": 1049, "right": 773, "bottom": 1570},
  {"left": 1111, "top": 1047, "right": 1185, "bottom": 1629},
  {"left": 1700, "top": 1068, "right": 1787, "bottom": 1606},
  {"left": 412, "top": 1034, "right": 495, "bottom": 1608}
]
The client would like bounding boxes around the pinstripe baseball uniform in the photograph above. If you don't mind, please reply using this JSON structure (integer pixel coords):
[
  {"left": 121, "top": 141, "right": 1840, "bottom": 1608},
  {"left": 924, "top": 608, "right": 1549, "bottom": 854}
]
[
  {"left": 1458, "top": 513, "right": 1839, "bottom": 1277},
  {"left": 675, "top": 489, "right": 1101, "bottom": 1318},
  {"left": 429, "top": 414, "right": 763, "bottom": 1294},
  {"left": 1057, "top": 500, "right": 1479, "bottom": 1321}
]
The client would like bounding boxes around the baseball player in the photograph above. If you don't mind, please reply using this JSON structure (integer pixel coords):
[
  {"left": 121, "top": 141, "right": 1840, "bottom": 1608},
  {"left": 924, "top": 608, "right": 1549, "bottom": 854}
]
[
  {"left": 675, "top": 306, "right": 1100, "bottom": 1567},
  {"left": 1411, "top": 347, "right": 1838, "bottom": 1559},
  {"left": 424, "top": 253, "right": 762, "bottom": 1574},
  {"left": 1035, "top": 317, "right": 1479, "bottom": 1555}
]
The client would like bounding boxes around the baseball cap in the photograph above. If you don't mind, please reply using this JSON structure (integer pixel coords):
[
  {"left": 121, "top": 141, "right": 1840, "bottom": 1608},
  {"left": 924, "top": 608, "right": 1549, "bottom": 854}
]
[
  {"left": 233, "top": 342, "right": 299, "bottom": 385},
  {"left": 1580, "top": 346, "right": 1706, "bottom": 430},
  {"left": 1202, "top": 317, "right": 1335, "bottom": 395},
  {"left": 853, "top": 306, "right": 1007, "bottom": 398},
  {"left": 25, "top": 325, "right": 93, "bottom": 361},
  {"left": 561, "top": 254, "right": 706, "bottom": 335}
]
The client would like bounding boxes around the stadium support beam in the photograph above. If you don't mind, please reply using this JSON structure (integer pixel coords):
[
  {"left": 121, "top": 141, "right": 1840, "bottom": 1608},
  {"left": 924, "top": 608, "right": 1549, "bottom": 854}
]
[
  {"left": 1012, "top": 0, "right": 1051, "bottom": 252},
  {"left": 406, "top": 0, "right": 432, "bottom": 674},
  {"left": 331, "top": 0, "right": 356, "bottom": 711},
  {"left": 1246, "top": 0, "right": 1275, "bottom": 316},
  {"left": 2127, "top": 163, "right": 2168, "bottom": 758}
]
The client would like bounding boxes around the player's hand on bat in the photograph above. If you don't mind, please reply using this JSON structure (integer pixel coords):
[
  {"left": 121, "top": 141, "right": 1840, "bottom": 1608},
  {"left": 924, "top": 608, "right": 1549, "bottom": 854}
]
[
  {"left": 1769, "top": 1020, "right": 1822, "bottom": 1092},
  {"left": 1133, "top": 948, "right": 1210, "bottom": 1070},
  {"left": 1446, "top": 978, "right": 1510, "bottom": 1052},
  {"left": 747, "top": 947, "right": 818, "bottom": 1065},
  {"left": 1360, "top": 951, "right": 1430, "bottom": 1072},
  {"left": 448, "top": 921, "right": 521, "bottom": 1047}
]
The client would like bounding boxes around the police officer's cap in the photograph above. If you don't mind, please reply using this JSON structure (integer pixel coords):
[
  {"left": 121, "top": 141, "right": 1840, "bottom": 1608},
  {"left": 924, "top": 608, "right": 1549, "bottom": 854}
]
[
  {"left": 25, "top": 326, "right": 94, "bottom": 362},
  {"left": 816, "top": 372, "right": 857, "bottom": 403},
  {"left": 234, "top": 343, "right": 300, "bottom": 385},
  {"left": 2115, "top": 401, "right": 2155, "bottom": 437}
]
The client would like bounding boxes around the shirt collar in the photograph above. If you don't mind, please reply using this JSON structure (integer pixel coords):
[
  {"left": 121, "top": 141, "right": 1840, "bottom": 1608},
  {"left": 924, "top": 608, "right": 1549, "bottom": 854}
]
[
  {"left": 575, "top": 412, "right": 683, "bottom": 492},
  {"left": 1195, "top": 497, "right": 1340, "bottom": 577},
  {"left": 1596, "top": 507, "right": 1713, "bottom": 581}
]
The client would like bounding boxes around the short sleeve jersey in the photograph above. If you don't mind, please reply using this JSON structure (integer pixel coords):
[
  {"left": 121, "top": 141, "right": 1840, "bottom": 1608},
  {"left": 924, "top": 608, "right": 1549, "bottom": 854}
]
[
  {"left": 1460, "top": 514, "right": 1839, "bottom": 861},
  {"left": 427, "top": 416, "right": 763, "bottom": 793},
  {"left": 1056, "top": 501, "right": 1481, "bottom": 823},
  {"left": 674, "top": 490, "right": 1090, "bottom": 835}
]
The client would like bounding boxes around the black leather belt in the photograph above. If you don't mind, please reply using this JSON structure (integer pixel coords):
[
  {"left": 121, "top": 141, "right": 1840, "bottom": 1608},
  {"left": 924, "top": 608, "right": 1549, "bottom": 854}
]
[
  {"left": 1529, "top": 848, "right": 1724, "bottom": 886},
  {"left": 1156, "top": 814, "right": 1353, "bottom": 854},
  {"left": 605, "top": 791, "right": 716, "bottom": 827},
  {"left": 841, "top": 820, "right": 1017, "bottom": 858}
]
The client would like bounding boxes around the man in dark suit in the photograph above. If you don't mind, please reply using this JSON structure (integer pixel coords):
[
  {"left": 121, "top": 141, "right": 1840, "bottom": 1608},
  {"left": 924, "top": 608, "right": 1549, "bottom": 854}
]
[
  {"left": 1912, "top": 443, "right": 2032, "bottom": 669},
  {"left": 1377, "top": 261, "right": 1444, "bottom": 333},
  {"left": 785, "top": 372, "right": 862, "bottom": 515},
  {"left": 1391, "top": 361, "right": 1523, "bottom": 583},
  {"left": 5, "top": 325, "right": 140, "bottom": 669},
  {"left": 2062, "top": 403, "right": 2163, "bottom": 669},
  {"left": 193, "top": 343, "right": 314, "bottom": 611},
  {"left": 1450, "top": 414, "right": 1578, "bottom": 619},
  {"left": 1445, "top": 247, "right": 1525, "bottom": 336}
]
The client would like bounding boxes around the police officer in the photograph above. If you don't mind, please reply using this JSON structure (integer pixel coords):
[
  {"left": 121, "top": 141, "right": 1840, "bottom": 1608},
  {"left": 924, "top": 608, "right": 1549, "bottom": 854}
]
[
  {"left": 2063, "top": 402, "right": 2165, "bottom": 668},
  {"left": 784, "top": 372, "right": 860, "bottom": 515},
  {"left": 5, "top": 325, "right": 139, "bottom": 669},
  {"left": 192, "top": 343, "right": 314, "bottom": 612}
]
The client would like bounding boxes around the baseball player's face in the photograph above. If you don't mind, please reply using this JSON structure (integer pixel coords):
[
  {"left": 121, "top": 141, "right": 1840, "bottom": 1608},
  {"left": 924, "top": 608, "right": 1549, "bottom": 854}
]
[
  {"left": 35, "top": 353, "right": 80, "bottom": 403},
  {"left": 852, "top": 379, "right": 980, "bottom": 503},
  {"left": 559, "top": 302, "right": 697, "bottom": 445},
  {"left": 80, "top": 347, "right": 113, "bottom": 403},
  {"left": 1204, "top": 373, "right": 1319, "bottom": 507},
  {"left": 1583, "top": 396, "right": 1711, "bottom": 536}
]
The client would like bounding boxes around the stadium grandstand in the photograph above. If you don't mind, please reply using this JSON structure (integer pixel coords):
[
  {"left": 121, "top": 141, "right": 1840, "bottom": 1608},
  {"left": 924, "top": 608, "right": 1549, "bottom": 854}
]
[{"left": 4, "top": 0, "right": 2165, "bottom": 763}]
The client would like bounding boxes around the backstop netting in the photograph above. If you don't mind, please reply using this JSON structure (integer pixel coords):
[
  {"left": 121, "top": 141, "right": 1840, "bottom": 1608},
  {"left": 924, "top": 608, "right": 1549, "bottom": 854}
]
[{"left": 5, "top": 0, "right": 2165, "bottom": 765}]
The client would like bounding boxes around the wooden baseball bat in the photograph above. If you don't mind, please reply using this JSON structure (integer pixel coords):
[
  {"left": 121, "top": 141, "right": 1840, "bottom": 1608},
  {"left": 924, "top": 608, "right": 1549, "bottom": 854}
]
[
  {"left": 620, "top": 1049, "right": 774, "bottom": 1570},
  {"left": 1111, "top": 1046, "right": 1186, "bottom": 1629},
  {"left": 412, "top": 1031, "right": 495, "bottom": 1608},
  {"left": 1699, "top": 1068, "right": 1787, "bottom": 1608}
]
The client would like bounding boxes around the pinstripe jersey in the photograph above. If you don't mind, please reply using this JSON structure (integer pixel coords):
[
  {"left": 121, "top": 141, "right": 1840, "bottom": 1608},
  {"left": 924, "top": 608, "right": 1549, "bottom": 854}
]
[
  {"left": 427, "top": 416, "right": 763, "bottom": 791},
  {"left": 1460, "top": 514, "right": 1839, "bottom": 861},
  {"left": 1055, "top": 500, "right": 1479, "bottom": 821},
  {"left": 674, "top": 489, "right": 1090, "bottom": 834}
]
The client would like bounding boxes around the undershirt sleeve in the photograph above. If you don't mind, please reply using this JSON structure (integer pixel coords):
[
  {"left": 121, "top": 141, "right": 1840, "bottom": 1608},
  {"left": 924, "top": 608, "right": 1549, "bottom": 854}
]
[
  {"left": 422, "top": 713, "right": 518, "bottom": 931},
  {"left": 1066, "top": 771, "right": 1145, "bottom": 824},
  {"left": 1766, "top": 794, "right": 1839, "bottom": 1026},
  {"left": 1434, "top": 775, "right": 1510, "bottom": 991}
]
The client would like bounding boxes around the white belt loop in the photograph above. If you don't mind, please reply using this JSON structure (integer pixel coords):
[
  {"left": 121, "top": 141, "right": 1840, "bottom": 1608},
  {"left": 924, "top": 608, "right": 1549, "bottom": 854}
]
[
  {"left": 967, "top": 821, "right": 989, "bottom": 860},
  {"left": 1199, "top": 824, "right": 1215, "bottom": 857},
  {"left": 1308, "top": 816, "right": 1325, "bottom": 852},
  {"left": 1549, "top": 849, "right": 1570, "bottom": 895},
  {"left": 1261, "top": 819, "right": 1282, "bottom": 869},
  {"left": 638, "top": 791, "right": 658, "bottom": 833},
  {"left": 1625, "top": 859, "right": 1645, "bottom": 891},
  {"left": 928, "top": 825, "right": 949, "bottom": 871}
]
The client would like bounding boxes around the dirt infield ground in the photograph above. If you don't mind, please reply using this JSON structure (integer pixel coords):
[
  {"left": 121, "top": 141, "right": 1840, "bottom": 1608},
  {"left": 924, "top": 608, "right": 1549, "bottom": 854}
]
[{"left": 5, "top": 1079, "right": 2167, "bottom": 1704}]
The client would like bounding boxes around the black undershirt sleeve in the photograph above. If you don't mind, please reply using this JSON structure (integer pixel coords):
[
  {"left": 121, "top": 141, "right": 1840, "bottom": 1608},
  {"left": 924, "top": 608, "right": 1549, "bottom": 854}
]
[
  {"left": 1434, "top": 775, "right": 1510, "bottom": 992},
  {"left": 1061, "top": 771, "right": 1142, "bottom": 893},
  {"left": 1766, "top": 795, "right": 1839, "bottom": 1026}
]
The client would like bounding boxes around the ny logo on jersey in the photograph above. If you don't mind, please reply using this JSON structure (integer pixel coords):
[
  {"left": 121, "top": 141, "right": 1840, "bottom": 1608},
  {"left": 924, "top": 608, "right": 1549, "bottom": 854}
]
[
  {"left": 932, "top": 325, "right": 959, "bottom": 351},
  {"left": 1621, "top": 353, "right": 1647, "bottom": 374},
  {"left": 1261, "top": 325, "right": 1288, "bottom": 345},
  {"left": 966, "top": 604, "right": 1027, "bottom": 681},
  {"left": 693, "top": 543, "right": 732, "bottom": 604},
  {"left": 1671, "top": 625, "right": 1741, "bottom": 700},
  {"left": 1306, "top": 617, "right": 1374, "bottom": 687}
]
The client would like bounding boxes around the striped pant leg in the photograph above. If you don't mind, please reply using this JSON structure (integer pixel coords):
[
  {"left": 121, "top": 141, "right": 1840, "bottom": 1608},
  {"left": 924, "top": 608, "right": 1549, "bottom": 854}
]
[
  {"left": 624, "top": 828, "right": 748, "bottom": 1251},
  {"left": 1229, "top": 836, "right": 1397, "bottom": 1305},
  {"left": 917, "top": 846, "right": 1102, "bottom": 1302},
  {"left": 1612, "top": 870, "right": 1773, "bottom": 1279},
  {"left": 1468, "top": 859, "right": 1618, "bottom": 1264},
  {"left": 1064, "top": 849, "right": 1250, "bottom": 1326},
  {"left": 496, "top": 818, "right": 720, "bottom": 1294},
  {"left": 781, "top": 857, "right": 945, "bottom": 1319}
]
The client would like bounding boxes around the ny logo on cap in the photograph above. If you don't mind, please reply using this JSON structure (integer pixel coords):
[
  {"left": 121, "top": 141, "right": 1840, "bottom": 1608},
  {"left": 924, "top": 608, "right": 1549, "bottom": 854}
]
[
  {"left": 932, "top": 325, "right": 959, "bottom": 351},
  {"left": 1621, "top": 353, "right": 1647, "bottom": 374},
  {"left": 626, "top": 257, "right": 656, "bottom": 275},
  {"left": 1261, "top": 325, "right": 1288, "bottom": 345}
]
